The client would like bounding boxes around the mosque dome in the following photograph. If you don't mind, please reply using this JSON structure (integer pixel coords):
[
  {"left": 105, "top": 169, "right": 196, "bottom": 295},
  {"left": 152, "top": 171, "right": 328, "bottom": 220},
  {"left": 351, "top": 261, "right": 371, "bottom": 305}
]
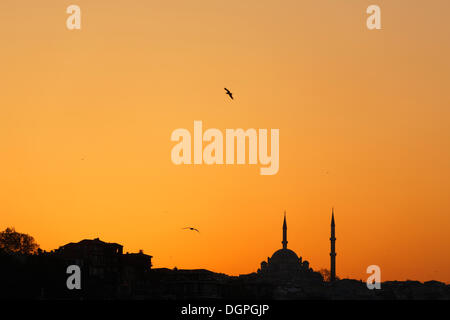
[
  {"left": 270, "top": 248, "right": 299, "bottom": 263},
  {"left": 266, "top": 248, "right": 302, "bottom": 274}
]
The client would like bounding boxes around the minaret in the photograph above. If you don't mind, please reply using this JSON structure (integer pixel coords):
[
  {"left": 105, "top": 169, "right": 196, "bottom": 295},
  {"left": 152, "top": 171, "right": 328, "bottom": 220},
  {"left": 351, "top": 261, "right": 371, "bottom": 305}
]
[
  {"left": 330, "top": 208, "right": 336, "bottom": 282},
  {"left": 282, "top": 211, "right": 288, "bottom": 249}
]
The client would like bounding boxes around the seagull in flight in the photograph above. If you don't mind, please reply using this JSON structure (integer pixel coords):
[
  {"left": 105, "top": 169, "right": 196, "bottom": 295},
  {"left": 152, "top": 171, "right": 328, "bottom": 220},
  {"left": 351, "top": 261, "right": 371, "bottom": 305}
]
[
  {"left": 183, "top": 227, "right": 200, "bottom": 233},
  {"left": 224, "top": 88, "right": 234, "bottom": 100}
]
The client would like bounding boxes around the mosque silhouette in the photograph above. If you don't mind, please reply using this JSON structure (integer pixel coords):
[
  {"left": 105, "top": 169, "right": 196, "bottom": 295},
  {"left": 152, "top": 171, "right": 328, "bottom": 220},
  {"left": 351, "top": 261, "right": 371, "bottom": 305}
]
[{"left": 256, "top": 211, "right": 334, "bottom": 283}]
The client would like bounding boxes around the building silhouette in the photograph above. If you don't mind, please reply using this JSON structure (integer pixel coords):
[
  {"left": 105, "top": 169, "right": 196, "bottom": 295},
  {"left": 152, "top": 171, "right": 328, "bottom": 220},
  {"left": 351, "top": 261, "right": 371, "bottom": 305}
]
[{"left": 55, "top": 238, "right": 152, "bottom": 297}]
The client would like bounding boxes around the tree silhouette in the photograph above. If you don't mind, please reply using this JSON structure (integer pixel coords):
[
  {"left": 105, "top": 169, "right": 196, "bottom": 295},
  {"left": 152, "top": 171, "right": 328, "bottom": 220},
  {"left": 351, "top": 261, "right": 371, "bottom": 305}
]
[
  {"left": 318, "top": 268, "right": 340, "bottom": 282},
  {"left": 318, "top": 269, "right": 330, "bottom": 282},
  {"left": 0, "top": 227, "right": 39, "bottom": 255}
]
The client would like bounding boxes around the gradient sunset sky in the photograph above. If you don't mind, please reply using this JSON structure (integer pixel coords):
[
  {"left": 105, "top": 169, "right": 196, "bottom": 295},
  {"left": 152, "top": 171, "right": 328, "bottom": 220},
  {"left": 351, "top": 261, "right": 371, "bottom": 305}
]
[{"left": 1, "top": 0, "right": 450, "bottom": 283}]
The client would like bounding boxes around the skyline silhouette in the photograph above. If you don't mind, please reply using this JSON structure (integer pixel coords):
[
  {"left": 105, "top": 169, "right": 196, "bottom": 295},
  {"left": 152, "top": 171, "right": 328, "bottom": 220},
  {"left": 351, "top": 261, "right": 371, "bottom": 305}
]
[
  {"left": 1, "top": 211, "right": 449, "bottom": 300},
  {"left": 2, "top": 0, "right": 450, "bottom": 285},
  {"left": 1, "top": 209, "right": 448, "bottom": 286}
]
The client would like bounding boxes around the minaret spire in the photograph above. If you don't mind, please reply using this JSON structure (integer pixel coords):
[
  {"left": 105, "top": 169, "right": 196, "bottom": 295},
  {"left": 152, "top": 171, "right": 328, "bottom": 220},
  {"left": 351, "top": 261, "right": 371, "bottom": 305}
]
[
  {"left": 282, "top": 211, "right": 288, "bottom": 249},
  {"left": 330, "top": 208, "right": 336, "bottom": 282}
]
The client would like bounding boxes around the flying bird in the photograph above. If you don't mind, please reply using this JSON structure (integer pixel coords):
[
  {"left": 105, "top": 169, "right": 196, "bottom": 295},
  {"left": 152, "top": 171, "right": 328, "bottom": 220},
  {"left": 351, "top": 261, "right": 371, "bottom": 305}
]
[
  {"left": 224, "top": 88, "right": 234, "bottom": 100},
  {"left": 183, "top": 227, "right": 200, "bottom": 233}
]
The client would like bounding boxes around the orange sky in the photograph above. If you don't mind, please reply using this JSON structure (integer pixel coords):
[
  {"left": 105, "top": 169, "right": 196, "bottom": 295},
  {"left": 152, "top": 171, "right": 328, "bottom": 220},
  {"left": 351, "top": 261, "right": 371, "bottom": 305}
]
[{"left": 1, "top": 0, "right": 450, "bottom": 283}]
